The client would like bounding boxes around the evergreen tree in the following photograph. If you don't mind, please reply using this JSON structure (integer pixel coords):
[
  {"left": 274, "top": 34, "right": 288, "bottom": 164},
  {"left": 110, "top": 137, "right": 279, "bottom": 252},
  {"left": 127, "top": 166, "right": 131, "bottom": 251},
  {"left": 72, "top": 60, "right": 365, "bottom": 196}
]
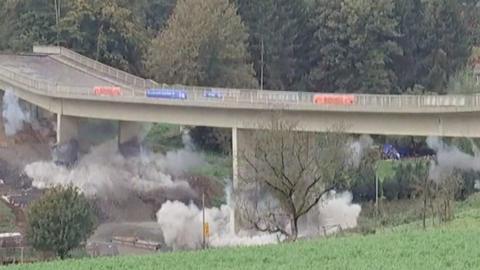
[
  {"left": 308, "top": 0, "right": 401, "bottom": 94},
  {"left": 392, "top": 0, "right": 472, "bottom": 94},
  {"left": 235, "top": 0, "right": 311, "bottom": 91},
  {"left": 391, "top": 0, "right": 427, "bottom": 93},
  {"left": 59, "top": 0, "right": 148, "bottom": 75},
  {"left": 421, "top": 0, "right": 471, "bottom": 93},
  {"left": 462, "top": 0, "right": 480, "bottom": 46},
  {"left": 0, "top": 0, "right": 58, "bottom": 51},
  {"left": 122, "top": 0, "right": 177, "bottom": 37}
]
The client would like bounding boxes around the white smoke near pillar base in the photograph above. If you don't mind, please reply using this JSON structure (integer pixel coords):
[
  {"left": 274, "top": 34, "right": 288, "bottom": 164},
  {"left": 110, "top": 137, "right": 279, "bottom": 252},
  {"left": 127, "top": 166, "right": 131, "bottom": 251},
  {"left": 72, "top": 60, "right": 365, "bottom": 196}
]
[
  {"left": 24, "top": 130, "right": 362, "bottom": 250},
  {"left": 155, "top": 183, "right": 279, "bottom": 250},
  {"left": 2, "top": 89, "right": 30, "bottom": 136},
  {"left": 298, "top": 191, "right": 361, "bottom": 237},
  {"left": 155, "top": 191, "right": 361, "bottom": 249},
  {"left": 427, "top": 137, "right": 480, "bottom": 182},
  {"left": 24, "top": 140, "right": 204, "bottom": 201},
  {"left": 349, "top": 135, "right": 374, "bottom": 167},
  {"left": 156, "top": 201, "right": 279, "bottom": 250},
  {"left": 317, "top": 191, "right": 362, "bottom": 234}
]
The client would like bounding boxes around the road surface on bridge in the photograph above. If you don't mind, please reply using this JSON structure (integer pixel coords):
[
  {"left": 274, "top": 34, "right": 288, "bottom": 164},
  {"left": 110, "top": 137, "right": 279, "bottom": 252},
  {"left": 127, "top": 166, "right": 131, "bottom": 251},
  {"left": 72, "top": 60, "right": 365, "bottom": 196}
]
[{"left": 0, "top": 54, "right": 110, "bottom": 86}]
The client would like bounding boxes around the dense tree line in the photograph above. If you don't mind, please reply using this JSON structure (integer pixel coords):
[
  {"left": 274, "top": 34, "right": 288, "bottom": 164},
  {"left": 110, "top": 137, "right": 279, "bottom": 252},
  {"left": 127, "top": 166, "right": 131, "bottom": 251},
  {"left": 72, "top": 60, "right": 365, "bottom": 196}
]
[
  {"left": 0, "top": 0, "right": 477, "bottom": 93},
  {"left": 0, "top": 0, "right": 478, "bottom": 151}
]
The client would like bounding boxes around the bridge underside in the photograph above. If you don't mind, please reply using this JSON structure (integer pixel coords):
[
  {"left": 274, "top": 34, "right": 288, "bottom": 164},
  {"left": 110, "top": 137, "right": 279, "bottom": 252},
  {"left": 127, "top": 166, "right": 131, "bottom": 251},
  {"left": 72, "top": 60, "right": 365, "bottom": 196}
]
[
  {"left": 51, "top": 96, "right": 480, "bottom": 138},
  {"left": 3, "top": 85, "right": 480, "bottom": 139},
  {"left": 0, "top": 50, "right": 478, "bottom": 139}
]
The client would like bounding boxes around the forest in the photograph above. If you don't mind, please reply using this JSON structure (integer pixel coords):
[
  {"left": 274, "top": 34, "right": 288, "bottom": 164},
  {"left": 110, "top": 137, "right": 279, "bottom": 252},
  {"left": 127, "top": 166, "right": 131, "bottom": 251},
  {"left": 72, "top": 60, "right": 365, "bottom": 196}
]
[{"left": 0, "top": 0, "right": 479, "bottom": 95}]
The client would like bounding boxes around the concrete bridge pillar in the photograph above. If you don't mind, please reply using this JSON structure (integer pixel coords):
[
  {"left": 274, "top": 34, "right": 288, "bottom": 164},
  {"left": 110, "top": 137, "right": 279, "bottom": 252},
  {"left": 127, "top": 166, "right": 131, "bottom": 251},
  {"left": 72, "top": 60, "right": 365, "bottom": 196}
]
[
  {"left": 118, "top": 121, "right": 144, "bottom": 157},
  {"left": 232, "top": 127, "right": 256, "bottom": 233},
  {"left": 54, "top": 114, "right": 80, "bottom": 166},
  {"left": 56, "top": 114, "right": 79, "bottom": 144}
]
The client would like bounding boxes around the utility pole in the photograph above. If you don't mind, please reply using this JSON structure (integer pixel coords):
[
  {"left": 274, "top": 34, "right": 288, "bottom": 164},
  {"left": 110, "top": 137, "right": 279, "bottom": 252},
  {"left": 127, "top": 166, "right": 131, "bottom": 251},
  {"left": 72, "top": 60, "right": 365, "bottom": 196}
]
[
  {"left": 202, "top": 192, "right": 206, "bottom": 249},
  {"left": 54, "top": 0, "right": 60, "bottom": 46},
  {"left": 375, "top": 176, "right": 379, "bottom": 226},
  {"left": 260, "top": 38, "right": 264, "bottom": 91}
]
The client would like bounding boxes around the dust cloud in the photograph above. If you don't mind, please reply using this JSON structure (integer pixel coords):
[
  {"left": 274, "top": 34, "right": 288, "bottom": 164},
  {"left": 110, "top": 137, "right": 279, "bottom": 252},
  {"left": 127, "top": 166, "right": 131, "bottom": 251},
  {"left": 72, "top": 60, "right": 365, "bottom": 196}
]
[{"left": 2, "top": 89, "right": 30, "bottom": 136}]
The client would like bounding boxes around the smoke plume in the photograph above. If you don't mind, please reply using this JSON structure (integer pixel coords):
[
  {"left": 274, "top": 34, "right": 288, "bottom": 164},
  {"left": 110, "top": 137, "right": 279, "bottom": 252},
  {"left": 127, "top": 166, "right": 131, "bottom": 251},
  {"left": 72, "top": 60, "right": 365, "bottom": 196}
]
[
  {"left": 24, "top": 140, "right": 204, "bottom": 202},
  {"left": 427, "top": 137, "right": 480, "bottom": 181},
  {"left": 349, "top": 135, "right": 374, "bottom": 167},
  {"left": 156, "top": 200, "right": 281, "bottom": 249},
  {"left": 156, "top": 191, "right": 361, "bottom": 249},
  {"left": 25, "top": 132, "right": 361, "bottom": 250},
  {"left": 2, "top": 89, "right": 30, "bottom": 136},
  {"left": 297, "top": 191, "right": 361, "bottom": 236},
  {"left": 317, "top": 191, "right": 361, "bottom": 234}
]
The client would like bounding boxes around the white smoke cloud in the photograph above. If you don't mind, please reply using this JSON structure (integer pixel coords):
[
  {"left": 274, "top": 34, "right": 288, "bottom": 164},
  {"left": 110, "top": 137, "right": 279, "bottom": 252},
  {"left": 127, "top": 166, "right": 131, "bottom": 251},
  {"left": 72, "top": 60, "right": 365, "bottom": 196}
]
[
  {"left": 156, "top": 200, "right": 279, "bottom": 250},
  {"left": 156, "top": 183, "right": 279, "bottom": 249},
  {"left": 2, "top": 89, "right": 30, "bottom": 136},
  {"left": 181, "top": 128, "right": 195, "bottom": 151},
  {"left": 156, "top": 191, "right": 361, "bottom": 249},
  {"left": 298, "top": 191, "right": 361, "bottom": 237},
  {"left": 317, "top": 191, "right": 362, "bottom": 234},
  {"left": 427, "top": 137, "right": 480, "bottom": 182},
  {"left": 24, "top": 140, "right": 204, "bottom": 200},
  {"left": 24, "top": 132, "right": 361, "bottom": 250},
  {"left": 349, "top": 135, "right": 374, "bottom": 167}
]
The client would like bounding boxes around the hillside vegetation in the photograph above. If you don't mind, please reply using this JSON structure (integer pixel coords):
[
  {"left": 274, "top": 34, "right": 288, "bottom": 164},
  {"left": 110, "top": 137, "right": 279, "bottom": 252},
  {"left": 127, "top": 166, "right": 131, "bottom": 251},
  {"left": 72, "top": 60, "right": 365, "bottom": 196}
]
[
  {"left": 0, "top": 200, "right": 15, "bottom": 233},
  {"left": 7, "top": 195, "right": 480, "bottom": 270}
]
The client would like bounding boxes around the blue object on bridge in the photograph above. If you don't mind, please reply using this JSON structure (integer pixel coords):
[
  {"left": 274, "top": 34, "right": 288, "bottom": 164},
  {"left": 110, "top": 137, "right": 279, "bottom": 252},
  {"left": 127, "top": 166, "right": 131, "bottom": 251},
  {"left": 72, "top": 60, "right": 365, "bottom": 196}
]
[
  {"left": 383, "top": 144, "right": 400, "bottom": 160},
  {"left": 203, "top": 89, "right": 223, "bottom": 99},
  {"left": 146, "top": 88, "right": 187, "bottom": 100}
]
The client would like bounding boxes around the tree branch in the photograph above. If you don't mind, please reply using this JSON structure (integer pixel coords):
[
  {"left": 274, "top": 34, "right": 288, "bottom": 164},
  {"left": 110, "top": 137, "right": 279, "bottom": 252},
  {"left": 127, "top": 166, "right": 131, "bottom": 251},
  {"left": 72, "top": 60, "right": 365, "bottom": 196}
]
[{"left": 298, "top": 186, "right": 334, "bottom": 217}]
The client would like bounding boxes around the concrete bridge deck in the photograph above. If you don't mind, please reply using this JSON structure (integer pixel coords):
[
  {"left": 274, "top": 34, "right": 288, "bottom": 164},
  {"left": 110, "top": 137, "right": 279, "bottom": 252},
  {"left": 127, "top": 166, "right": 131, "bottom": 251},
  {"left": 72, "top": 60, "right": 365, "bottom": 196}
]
[
  {"left": 0, "top": 46, "right": 479, "bottom": 138},
  {"left": 0, "top": 54, "right": 111, "bottom": 86}
]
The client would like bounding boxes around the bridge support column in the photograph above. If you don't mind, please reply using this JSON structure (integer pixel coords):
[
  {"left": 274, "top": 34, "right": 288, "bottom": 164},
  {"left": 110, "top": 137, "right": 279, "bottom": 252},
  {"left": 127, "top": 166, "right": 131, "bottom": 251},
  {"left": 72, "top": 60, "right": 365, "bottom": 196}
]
[
  {"left": 232, "top": 127, "right": 255, "bottom": 234},
  {"left": 56, "top": 114, "right": 79, "bottom": 144},
  {"left": 118, "top": 121, "right": 143, "bottom": 157},
  {"left": 54, "top": 114, "right": 80, "bottom": 166}
]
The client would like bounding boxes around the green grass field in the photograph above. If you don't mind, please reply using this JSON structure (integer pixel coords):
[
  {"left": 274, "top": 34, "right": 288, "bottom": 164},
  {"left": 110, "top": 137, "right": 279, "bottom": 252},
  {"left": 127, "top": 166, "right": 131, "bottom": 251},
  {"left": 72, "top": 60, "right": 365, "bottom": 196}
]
[{"left": 6, "top": 195, "right": 480, "bottom": 270}]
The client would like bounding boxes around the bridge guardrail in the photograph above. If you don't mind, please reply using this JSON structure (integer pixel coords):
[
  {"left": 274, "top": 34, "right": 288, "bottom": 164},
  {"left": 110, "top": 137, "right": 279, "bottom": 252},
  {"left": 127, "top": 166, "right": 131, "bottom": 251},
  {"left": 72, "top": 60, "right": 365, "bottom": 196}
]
[
  {"left": 56, "top": 47, "right": 153, "bottom": 89},
  {"left": 1, "top": 63, "right": 480, "bottom": 110},
  {"left": 34, "top": 45, "right": 151, "bottom": 89}
]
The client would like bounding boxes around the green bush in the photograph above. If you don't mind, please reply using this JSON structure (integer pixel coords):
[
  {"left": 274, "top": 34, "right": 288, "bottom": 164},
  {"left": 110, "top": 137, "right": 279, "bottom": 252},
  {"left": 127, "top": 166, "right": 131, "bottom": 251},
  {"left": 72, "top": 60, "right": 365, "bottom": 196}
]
[
  {"left": 144, "top": 124, "right": 184, "bottom": 153},
  {"left": 27, "top": 186, "right": 97, "bottom": 259}
]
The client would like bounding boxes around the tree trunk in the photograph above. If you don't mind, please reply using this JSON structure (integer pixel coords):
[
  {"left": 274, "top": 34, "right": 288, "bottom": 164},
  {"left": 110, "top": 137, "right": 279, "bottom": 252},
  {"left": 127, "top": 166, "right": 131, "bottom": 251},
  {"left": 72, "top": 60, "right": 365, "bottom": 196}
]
[
  {"left": 422, "top": 177, "right": 427, "bottom": 230},
  {"left": 290, "top": 217, "right": 299, "bottom": 242},
  {"left": 58, "top": 249, "right": 68, "bottom": 260}
]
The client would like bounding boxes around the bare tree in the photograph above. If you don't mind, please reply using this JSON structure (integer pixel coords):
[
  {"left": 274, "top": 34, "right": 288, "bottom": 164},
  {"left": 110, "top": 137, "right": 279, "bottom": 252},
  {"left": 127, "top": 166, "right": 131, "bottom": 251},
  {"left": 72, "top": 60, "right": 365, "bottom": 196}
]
[
  {"left": 418, "top": 169, "right": 462, "bottom": 229},
  {"left": 433, "top": 171, "right": 462, "bottom": 223},
  {"left": 237, "top": 114, "right": 349, "bottom": 241}
]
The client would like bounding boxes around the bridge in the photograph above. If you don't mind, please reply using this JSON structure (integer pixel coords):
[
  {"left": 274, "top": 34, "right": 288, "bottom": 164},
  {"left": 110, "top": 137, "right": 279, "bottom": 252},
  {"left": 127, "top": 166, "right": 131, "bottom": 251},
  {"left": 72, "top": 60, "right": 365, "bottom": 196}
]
[
  {"left": 0, "top": 46, "right": 478, "bottom": 140},
  {"left": 0, "top": 47, "right": 479, "bottom": 151},
  {"left": 1, "top": 45, "right": 478, "bottom": 230}
]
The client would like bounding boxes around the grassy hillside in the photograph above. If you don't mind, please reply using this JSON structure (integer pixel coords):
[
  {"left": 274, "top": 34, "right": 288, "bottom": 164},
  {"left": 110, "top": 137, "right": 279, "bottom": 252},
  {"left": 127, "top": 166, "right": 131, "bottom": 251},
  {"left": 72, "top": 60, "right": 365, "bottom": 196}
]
[{"left": 6, "top": 196, "right": 480, "bottom": 270}]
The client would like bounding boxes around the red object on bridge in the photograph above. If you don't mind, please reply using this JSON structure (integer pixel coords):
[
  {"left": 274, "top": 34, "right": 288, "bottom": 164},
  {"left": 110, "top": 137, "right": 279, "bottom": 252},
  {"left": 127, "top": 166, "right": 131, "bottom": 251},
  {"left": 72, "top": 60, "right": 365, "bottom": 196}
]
[
  {"left": 94, "top": 86, "right": 122, "bottom": 96},
  {"left": 313, "top": 94, "right": 355, "bottom": 105}
]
